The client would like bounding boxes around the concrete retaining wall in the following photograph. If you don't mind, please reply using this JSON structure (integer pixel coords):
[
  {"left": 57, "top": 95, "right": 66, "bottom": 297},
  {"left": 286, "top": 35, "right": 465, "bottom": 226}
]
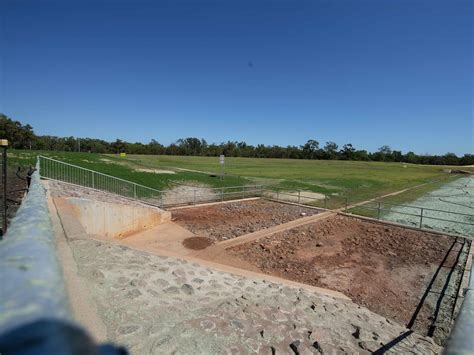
[
  {"left": 64, "top": 197, "right": 171, "bottom": 239},
  {"left": 0, "top": 168, "right": 71, "bottom": 335}
]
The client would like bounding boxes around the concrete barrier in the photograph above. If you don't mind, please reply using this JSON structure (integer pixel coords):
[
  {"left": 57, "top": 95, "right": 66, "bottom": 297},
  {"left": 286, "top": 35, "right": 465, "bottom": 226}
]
[
  {"left": 57, "top": 197, "right": 171, "bottom": 239},
  {"left": 0, "top": 168, "right": 71, "bottom": 334}
]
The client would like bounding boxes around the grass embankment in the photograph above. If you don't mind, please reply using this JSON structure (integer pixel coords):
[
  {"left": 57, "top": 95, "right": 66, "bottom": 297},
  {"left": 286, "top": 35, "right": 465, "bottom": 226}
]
[
  {"left": 7, "top": 150, "right": 470, "bottom": 207},
  {"left": 122, "top": 154, "right": 468, "bottom": 207},
  {"left": 7, "top": 150, "right": 251, "bottom": 190}
]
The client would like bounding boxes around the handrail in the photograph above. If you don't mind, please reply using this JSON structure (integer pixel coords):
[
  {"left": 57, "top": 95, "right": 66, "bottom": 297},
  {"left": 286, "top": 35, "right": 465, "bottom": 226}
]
[
  {"left": 38, "top": 156, "right": 265, "bottom": 207},
  {"left": 366, "top": 200, "right": 474, "bottom": 217},
  {"left": 39, "top": 155, "right": 162, "bottom": 193}
]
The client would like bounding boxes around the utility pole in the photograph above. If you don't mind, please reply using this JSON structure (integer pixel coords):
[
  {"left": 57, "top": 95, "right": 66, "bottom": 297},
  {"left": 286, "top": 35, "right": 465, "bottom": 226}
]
[{"left": 1, "top": 139, "right": 8, "bottom": 238}]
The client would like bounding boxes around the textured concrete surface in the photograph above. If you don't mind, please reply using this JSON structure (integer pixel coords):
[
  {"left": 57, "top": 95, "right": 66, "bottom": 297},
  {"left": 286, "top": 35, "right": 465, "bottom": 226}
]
[
  {"left": 68, "top": 238, "right": 441, "bottom": 354},
  {"left": 0, "top": 170, "right": 71, "bottom": 335},
  {"left": 46, "top": 192, "right": 108, "bottom": 342}
]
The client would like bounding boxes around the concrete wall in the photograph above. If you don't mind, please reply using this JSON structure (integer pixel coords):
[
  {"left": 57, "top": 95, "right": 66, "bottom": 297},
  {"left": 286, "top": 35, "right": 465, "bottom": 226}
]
[
  {"left": 64, "top": 197, "right": 171, "bottom": 239},
  {"left": 0, "top": 169, "right": 71, "bottom": 335}
]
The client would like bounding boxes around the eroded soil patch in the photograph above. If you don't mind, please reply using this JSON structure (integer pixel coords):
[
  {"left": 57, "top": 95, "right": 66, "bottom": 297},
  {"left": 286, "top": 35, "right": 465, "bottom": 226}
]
[
  {"left": 182, "top": 236, "right": 214, "bottom": 250},
  {"left": 228, "top": 215, "right": 469, "bottom": 344},
  {"left": 173, "top": 199, "right": 321, "bottom": 241}
]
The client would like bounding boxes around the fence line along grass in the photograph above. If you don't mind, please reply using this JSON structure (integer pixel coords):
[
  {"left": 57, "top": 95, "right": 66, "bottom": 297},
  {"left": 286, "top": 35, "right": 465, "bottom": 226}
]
[
  {"left": 7, "top": 150, "right": 470, "bottom": 207},
  {"left": 7, "top": 150, "right": 251, "bottom": 191},
  {"left": 120, "top": 154, "right": 468, "bottom": 205}
]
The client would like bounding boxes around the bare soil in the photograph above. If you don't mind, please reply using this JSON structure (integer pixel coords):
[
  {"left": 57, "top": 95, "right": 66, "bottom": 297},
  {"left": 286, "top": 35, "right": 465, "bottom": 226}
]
[
  {"left": 228, "top": 215, "right": 468, "bottom": 344},
  {"left": 182, "top": 236, "right": 214, "bottom": 250},
  {"left": 0, "top": 165, "right": 28, "bottom": 234},
  {"left": 173, "top": 199, "right": 321, "bottom": 241}
]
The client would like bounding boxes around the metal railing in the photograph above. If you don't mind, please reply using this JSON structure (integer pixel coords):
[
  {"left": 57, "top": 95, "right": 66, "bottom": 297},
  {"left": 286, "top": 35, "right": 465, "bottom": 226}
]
[
  {"left": 262, "top": 189, "right": 322, "bottom": 205},
  {"left": 38, "top": 156, "right": 264, "bottom": 207},
  {"left": 348, "top": 201, "right": 474, "bottom": 237}
]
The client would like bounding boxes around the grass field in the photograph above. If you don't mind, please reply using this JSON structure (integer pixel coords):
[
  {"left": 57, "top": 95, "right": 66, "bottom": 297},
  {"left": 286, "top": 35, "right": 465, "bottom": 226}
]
[{"left": 7, "top": 150, "right": 472, "bottom": 206}]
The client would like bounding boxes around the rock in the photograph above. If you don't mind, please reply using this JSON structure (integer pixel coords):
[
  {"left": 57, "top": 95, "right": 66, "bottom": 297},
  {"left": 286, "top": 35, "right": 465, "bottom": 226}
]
[
  {"left": 181, "top": 284, "right": 195, "bottom": 295},
  {"left": 172, "top": 269, "right": 186, "bottom": 278},
  {"left": 153, "top": 279, "right": 170, "bottom": 288},
  {"left": 192, "top": 278, "right": 205, "bottom": 284},
  {"left": 130, "top": 279, "right": 146, "bottom": 287},
  {"left": 126, "top": 289, "right": 142, "bottom": 299},
  {"left": 229, "top": 319, "right": 244, "bottom": 329},
  {"left": 91, "top": 269, "right": 105, "bottom": 281},
  {"left": 200, "top": 319, "right": 216, "bottom": 331},
  {"left": 117, "top": 325, "right": 140, "bottom": 335},
  {"left": 164, "top": 286, "right": 180, "bottom": 294}
]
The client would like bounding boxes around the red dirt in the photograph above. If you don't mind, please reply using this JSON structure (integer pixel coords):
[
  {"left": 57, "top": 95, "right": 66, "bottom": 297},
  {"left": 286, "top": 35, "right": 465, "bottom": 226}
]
[
  {"left": 182, "top": 236, "right": 214, "bottom": 250},
  {"left": 228, "top": 215, "right": 467, "bottom": 339},
  {"left": 172, "top": 199, "right": 321, "bottom": 241}
]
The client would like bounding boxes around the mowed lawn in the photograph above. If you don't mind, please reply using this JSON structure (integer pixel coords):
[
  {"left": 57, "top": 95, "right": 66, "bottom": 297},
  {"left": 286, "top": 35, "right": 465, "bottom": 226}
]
[{"left": 7, "top": 150, "right": 471, "bottom": 205}]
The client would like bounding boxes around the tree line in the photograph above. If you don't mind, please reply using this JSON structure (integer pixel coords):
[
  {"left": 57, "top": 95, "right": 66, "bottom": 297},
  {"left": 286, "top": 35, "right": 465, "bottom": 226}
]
[{"left": 1, "top": 113, "right": 473, "bottom": 166}]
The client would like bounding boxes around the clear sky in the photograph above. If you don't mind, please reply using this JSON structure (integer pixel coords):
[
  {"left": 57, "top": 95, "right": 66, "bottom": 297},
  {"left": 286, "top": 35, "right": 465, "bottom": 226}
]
[{"left": 1, "top": 0, "right": 472, "bottom": 155}]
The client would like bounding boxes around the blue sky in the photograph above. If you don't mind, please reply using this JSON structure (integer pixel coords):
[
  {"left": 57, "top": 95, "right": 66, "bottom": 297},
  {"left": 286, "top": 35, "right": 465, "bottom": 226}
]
[{"left": 1, "top": 0, "right": 472, "bottom": 155}]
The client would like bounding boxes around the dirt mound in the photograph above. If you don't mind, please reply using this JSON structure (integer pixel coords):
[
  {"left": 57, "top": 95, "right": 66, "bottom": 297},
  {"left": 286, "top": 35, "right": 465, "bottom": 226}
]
[{"left": 182, "top": 236, "right": 214, "bottom": 250}]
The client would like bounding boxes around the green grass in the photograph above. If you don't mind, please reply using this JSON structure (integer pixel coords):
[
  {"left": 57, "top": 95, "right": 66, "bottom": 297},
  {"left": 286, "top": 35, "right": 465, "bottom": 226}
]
[
  {"left": 7, "top": 150, "right": 471, "bottom": 206},
  {"left": 7, "top": 150, "right": 251, "bottom": 190},
  {"left": 120, "top": 154, "right": 469, "bottom": 204}
]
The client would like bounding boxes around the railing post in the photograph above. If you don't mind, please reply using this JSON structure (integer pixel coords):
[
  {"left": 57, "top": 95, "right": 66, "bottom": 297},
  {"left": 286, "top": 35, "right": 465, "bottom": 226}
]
[
  {"left": 133, "top": 184, "right": 137, "bottom": 199},
  {"left": 324, "top": 195, "right": 327, "bottom": 209},
  {"left": 92, "top": 171, "right": 95, "bottom": 189},
  {"left": 419, "top": 208, "right": 424, "bottom": 229},
  {"left": 377, "top": 202, "right": 381, "bottom": 220},
  {"left": 345, "top": 197, "right": 348, "bottom": 211},
  {"left": 277, "top": 190, "right": 279, "bottom": 201},
  {"left": 193, "top": 189, "right": 196, "bottom": 205},
  {"left": 298, "top": 190, "right": 301, "bottom": 204},
  {"left": 221, "top": 187, "right": 224, "bottom": 202}
]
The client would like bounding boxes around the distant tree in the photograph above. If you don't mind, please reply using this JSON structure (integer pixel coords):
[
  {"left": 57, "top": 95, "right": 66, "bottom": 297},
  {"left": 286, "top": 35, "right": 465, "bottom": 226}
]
[
  {"left": 460, "top": 154, "right": 474, "bottom": 166},
  {"left": 378, "top": 145, "right": 392, "bottom": 161},
  {"left": 443, "top": 153, "right": 459, "bottom": 166},
  {"left": 1, "top": 113, "right": 470, "bottom": 166},
  {"left": 340, "top": 144, "right": 356, "bottom": 160},
  {"left": 323, "top": 141, "right": 339, "bottom": 159},
  {"left": 301, "top": 139, "right": 319, "bottom": 159}
]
